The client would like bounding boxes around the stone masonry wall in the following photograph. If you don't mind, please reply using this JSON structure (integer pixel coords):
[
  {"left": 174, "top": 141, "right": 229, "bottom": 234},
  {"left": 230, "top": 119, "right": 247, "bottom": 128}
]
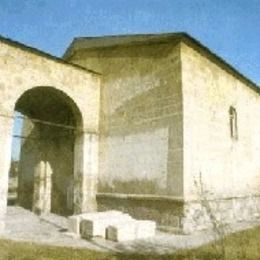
[
  {"left": 0, "top": 39, "right": 100, "bottom": 130},
  {"left": 66, "top": 42, "right": 184, "bottom": 227},
  {"left": 67, "top": 42, "right": 184, "bottom": 198},
  {"left": 0, "top": 38, "right": 101, "bottom": 232}
]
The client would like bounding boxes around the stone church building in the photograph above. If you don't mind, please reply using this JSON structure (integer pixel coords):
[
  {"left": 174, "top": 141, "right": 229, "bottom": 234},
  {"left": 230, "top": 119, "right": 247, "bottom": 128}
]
[{"left": 0, "top": 33, "right": 259, "bottom": 234}]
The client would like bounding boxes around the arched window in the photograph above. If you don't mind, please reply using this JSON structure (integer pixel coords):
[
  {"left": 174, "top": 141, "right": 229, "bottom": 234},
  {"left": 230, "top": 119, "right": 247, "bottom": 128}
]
[{"left": 229, "top": 106, "right": 238, "bottom": 140}]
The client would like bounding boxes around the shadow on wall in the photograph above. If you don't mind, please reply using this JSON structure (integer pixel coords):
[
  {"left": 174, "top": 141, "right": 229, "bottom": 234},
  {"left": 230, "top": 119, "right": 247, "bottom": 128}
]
[
  {"left": 103, "top": 83, "right": 179, "bottom": 135},
  {"left": 99, "top": 83, "right": 182, "bottom": 196}
]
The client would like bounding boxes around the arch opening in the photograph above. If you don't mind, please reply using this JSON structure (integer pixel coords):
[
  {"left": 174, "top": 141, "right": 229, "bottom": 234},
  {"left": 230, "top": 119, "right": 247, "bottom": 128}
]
[{"left": 9, "top": 87, "right": 83, "bottom": 216}]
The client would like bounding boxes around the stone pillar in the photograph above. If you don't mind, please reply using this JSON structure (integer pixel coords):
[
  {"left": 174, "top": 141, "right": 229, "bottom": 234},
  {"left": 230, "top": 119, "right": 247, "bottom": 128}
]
[
  {"left": 0, "top": 115, "right": 13, "bottom": 233},
  {"left": 32, "top": 161, "right": 52, "bottom": 215},
  {"left": 73, "top": 132, "right": 98, "bottom": 214}
]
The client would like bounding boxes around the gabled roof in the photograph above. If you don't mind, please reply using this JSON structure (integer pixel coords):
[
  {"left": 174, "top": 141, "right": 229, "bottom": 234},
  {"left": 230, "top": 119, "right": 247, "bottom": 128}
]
[{"left": 64, "top": 32, "right": 260, "bottom": 95}]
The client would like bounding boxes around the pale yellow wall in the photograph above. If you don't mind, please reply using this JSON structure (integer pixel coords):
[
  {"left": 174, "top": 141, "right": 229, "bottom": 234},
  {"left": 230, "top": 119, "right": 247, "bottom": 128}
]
[
  {"left": 68, "top": 42, "right": 184, "bottom": 197},
  {"left": 181, "top": 42, "right": 260, "bottom": 201}
]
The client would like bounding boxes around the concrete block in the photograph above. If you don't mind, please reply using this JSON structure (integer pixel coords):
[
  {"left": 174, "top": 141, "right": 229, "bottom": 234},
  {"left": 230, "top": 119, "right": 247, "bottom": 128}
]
[
  {"left": 81, "top": 213, "right": 133, "bottom": 239},
  {"left": 135, "top": 220, "right": 156, "bottom": 239},
  {"left": 106, "top": 221, "right": 137, "bottom": 242}
]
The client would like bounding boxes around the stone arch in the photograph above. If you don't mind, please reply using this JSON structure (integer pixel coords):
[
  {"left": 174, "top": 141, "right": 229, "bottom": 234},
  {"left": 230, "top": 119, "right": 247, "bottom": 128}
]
[
  {"left": 13, "top": 86, "right": 84, "bottom": 216},
  {"left": 0, "top": 40, "right": 100, "bottom": 232},
  {"left": 12, "top": 86, "right": 84, "bottom": 127},
  {"left": 15, "top": 86, "right": 84, "bottom": 125}
]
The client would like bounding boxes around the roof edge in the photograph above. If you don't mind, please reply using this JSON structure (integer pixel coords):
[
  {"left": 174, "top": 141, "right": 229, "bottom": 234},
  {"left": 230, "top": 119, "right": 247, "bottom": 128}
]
[
  {"left": 180, "top": 33, "right": 260, "bottom": 95},
  {"left": 0, "top": 34, "right": 100, "bottom": 76},
  {"left": 64, "top": 32, "right": 259, "bottom": 95},
  {"left": 63, "top": 32, "right": 184, "bottom": 59}
]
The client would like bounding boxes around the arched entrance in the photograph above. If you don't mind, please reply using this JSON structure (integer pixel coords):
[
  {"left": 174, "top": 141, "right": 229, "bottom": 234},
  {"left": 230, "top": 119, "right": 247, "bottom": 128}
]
[
  {"left": 11, "top": 86, "right": 83, "bottom": 216},
  {"left": 0, "top": 38, "right": 100, "bottom": 233}
]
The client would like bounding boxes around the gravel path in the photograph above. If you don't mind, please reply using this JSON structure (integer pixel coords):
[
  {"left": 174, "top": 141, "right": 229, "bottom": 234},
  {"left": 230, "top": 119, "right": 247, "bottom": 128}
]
[{"left": 1, "top": 206, "right": 260, "bottom": 255}]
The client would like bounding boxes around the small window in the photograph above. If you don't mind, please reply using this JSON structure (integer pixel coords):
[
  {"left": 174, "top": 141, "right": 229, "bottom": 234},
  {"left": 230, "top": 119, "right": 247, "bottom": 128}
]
[{"left": 229, "top": 106, "right": 238, "bottom": 140}]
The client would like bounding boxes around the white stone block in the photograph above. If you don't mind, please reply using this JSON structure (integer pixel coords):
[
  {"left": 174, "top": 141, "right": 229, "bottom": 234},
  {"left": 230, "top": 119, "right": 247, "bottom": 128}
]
[
  {"left": 68, "top": 214, "right": 85, "bottom": 235},
  {"left": 106, "top": 220, "right": 137, "bottom": 242},
  {"left": 68, "top": 210, "right": 123, "bottom": 235},
  {"left": 106, "top": 219, "right": 156, "bottom": 242},
  {"left": 135, "top": 220, "right": 156, "bottom": 239},
  {"left": 81, "top": 213, "right": 133, "bottom": 239}
]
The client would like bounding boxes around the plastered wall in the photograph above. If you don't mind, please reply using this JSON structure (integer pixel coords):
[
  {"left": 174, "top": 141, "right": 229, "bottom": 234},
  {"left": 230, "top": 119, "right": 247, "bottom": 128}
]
[{"left": 181, "top": 42, "right": 260, "bottom": 201}]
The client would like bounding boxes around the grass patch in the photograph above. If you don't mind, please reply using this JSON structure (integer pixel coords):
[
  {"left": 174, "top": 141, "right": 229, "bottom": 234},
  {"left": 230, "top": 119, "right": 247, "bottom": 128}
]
[
  {"left": 121, "top": 225, "right": 260, "bottom": 260},
  {"left": 0, "top": 239, "right": 114, "bottom": 260},
  {"left": 0, "top": 226, "right": 260, "bottom": 260}
]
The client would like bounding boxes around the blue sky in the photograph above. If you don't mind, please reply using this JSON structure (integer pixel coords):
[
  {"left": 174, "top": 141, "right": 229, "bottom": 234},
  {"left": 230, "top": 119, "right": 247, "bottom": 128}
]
[{"left": 1, "top": 0, "right": 260, "bottom": 159}]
